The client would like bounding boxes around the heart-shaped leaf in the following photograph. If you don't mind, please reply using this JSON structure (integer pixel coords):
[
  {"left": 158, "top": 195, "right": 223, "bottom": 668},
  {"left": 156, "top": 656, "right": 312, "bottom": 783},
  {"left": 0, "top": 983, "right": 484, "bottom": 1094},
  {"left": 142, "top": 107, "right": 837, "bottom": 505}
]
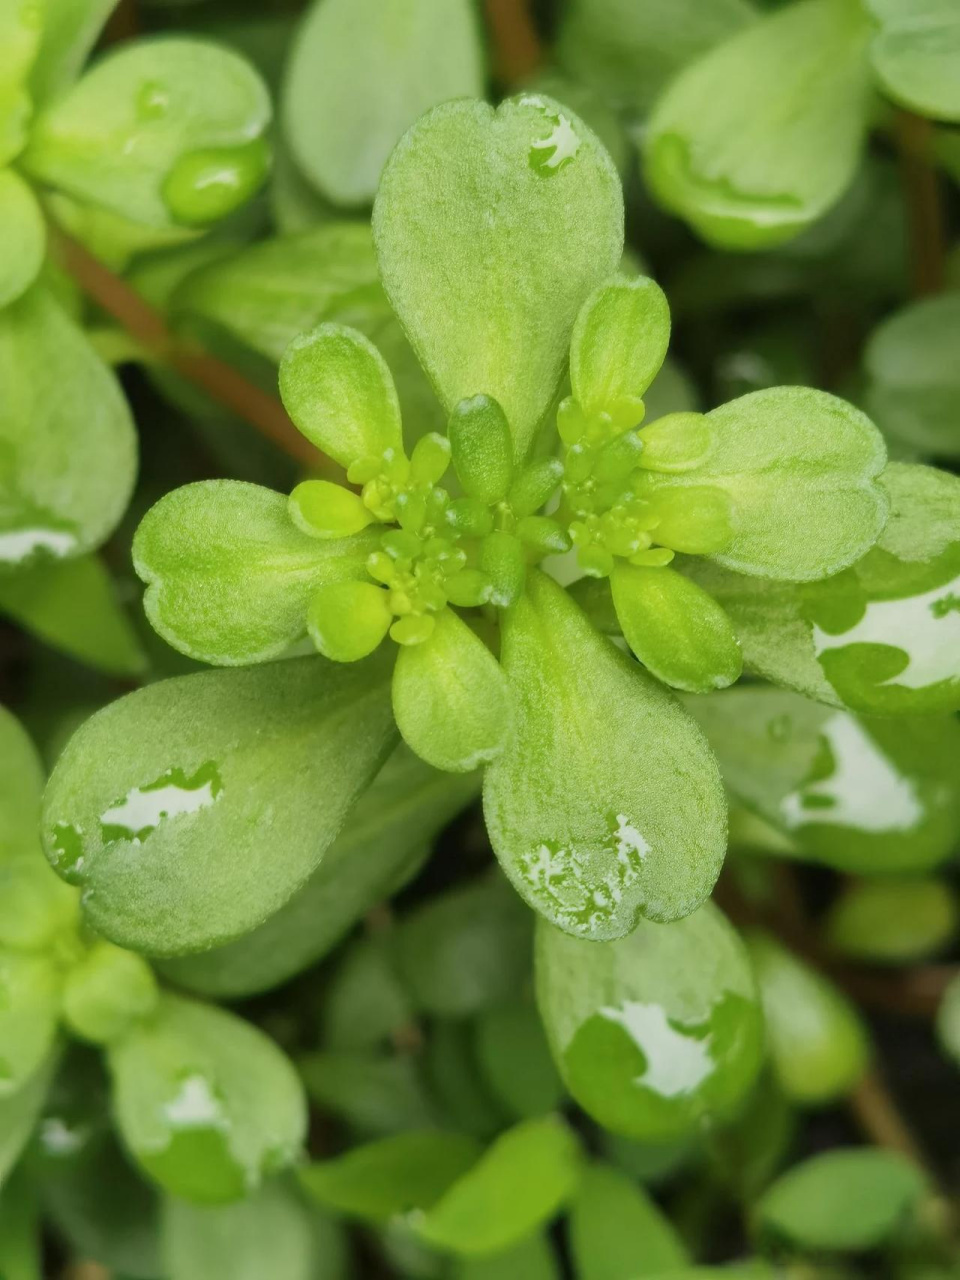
[
  {"left": 107, "top": 993, "right": 306, "bottom": 1203},
  {"left": 865, "top": 0, "right": 960, "bottom": 122},
  {"left": 0, "top": 287, "right": 137, "bottom": 569},
  {"left": 41, "top": 654, "right": 397, "bottom": 955},
  {"left": 484, "top": 571, "right": 726, "bottom": 940},
  {"left": 373, "top": 95, "right": 623, "bottom": 459},
  {"left": 535, "top": 904, "right": 764, "bottom": 1141},
  {"left": 0, "top": 170, "right": 44, "bottom": 308},
  {"left": 24, "top": 38, "right": 271, "bottom": 228},
  {"left": 134, "top": 481, "right": 379, "bottom": 666}
]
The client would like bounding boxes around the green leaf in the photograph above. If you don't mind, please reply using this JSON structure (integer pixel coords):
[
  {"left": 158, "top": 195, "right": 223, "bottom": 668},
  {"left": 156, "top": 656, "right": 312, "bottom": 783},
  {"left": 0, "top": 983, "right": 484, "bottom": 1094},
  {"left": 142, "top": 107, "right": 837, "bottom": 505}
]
[
  {"left": 756, "top": 1148, "right": 927, "bottom": 1251},
  {"left": 395, "top": 873, "right": 532, "bottom": 1018},
  {"left": 0, "top": 287, "right": 137, "bottom": 569},
  {"left": 0, "top": 706, "right": 44, "bottom": 860},
  {"left": 825, "top": 877, "right": 957, "bottom": 964},
  {"left": 299, "top": 1050, "right": 436, "bottom": 1136},
  {"left": 570, "top": 276, "right": 670, "bottom": 416},
  {"left": 393, "top": 609, "right": 512, "bottom": 772},
  {"left": 0, "top": 1170, "right": 40, "bottom": 1280},
  {"left": 448, "top": 396, "right": 515, "bottom": 506},
  {"left": 299, "top": 1130, "right": 482, "bottom": 1221},
  {"left": 283, "top": 0, "right": 483, "bottom": 206},
  {"left": 484, "top": 571, "right": 726, "bottom": 939},
  {"left": 535, "top": 904, "right": 764, "bottom": 1141},
  {"left": 0, "top": 0, "right": 40, "bottom": 165},
  {"left": 936, "top": 973, "right": 960, "bottom": 1069},
  {"left": 373, "top": 95, "right": 623, "bottom": 459},
  {"left": 62, "top": 940, "right": 159, "bottom": 1045},
  {"left": 27, "top": 0, "right": 116, "bottom": 103},
  {"left": 0, "top": 853, "right": 79, "bottom": 952},
  {"left": 41, "top": 654, "right": 396, "bottom": 955},
  {"left": 865, "top": 295, "right": 960, "bottom": 457},
  {"left": 308, "top": 581, "right": 393, "bottom": 662},
  {"left": 692, "top": 463, "right": 960, "bottom": 715},
  {"left": 0, "top": 553, "right": 146, "bottom": 677},
  {"left": 556, "top": 0, "right": 756, "bottom": 118},
  {"left": 0, "top": 950, "right": 61, "bottom": 1097},
  {"left": 639, "top": 388, "right": 887, "bottom": 581},
  {"left": 866, "top": 0, "right": 960, "bottom": 121},
  {"left": 644, "top": 0, "right": 872, "bottom": 249},
  {"left": 134, "top": 481, "right": 379, "bottom": 666},
  {"left": 473, "top": 999, "right": 565, "bottom": 1121},
  {"left": 0, "top": 1055, "right": 56, "bottom": 1185},
  {"left": 24, "top": 38, "right": 271, "bottom": 228},
  {"left": 279, "top": 323, "right": 403, "bottom": 467},
  {"left": 456, "top": 1232, "right": 559, "bottom": 1280},
  {"left": 0, "top": 170, "right": 44, "bottom": 308},
  {"left": 321, "top": 936, "right": 414, "bottom": 1053},
  {"left": 416, "top": 1116, "right": 580, "bottom": 1257},
  {"left": 569, "top": 1162, "right": 689, "bottom": 1279},
  {"left": 108, "top": 993, "right": 307, "bottom": 1204},
  {"left": 425, "top": 1022, "right": 507, "bottom": 1141},
  {"left": 746, "top": 932, "right": 869, "bottom": 1106},
  {"left": 158, "top": 747, "right": 476, "bottom": 998},
  {"left": 688, "top": 685, "right": 960, "bottom": 874},
  {"left": 610, "top": 563, "right": 742, "bottom": 693},
  {"left": 164, "top": 1179, "right": 348, "bottom": 1280}
]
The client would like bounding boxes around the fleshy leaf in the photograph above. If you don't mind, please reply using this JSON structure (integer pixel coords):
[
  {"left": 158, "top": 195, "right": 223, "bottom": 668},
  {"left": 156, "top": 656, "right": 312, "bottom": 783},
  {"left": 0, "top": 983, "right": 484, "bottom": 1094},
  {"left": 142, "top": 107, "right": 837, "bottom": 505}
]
[
  {"left": 41, "top": 654, "right": 396, "bottom": 955},
  {"left": 27, "top": 0, "right": 117, "bottom": 103},
  {"left": 610, "top": 563, "right": 742, "bottom": 693},
  {"left": 373, "top": 95, "right": 623, "bottom": 459},
  {"left": 0, "top": 1056, "right": 56, "bottom": 1187},
  {"left": 283, "top": 0, "right": 484, "bottom": 206},
  {"left": 937, "top": 973, "right": 960, "bottom": 1069},
  {"left": 757, "top": 1149, "right": 926, "bottom": 1251},
  {"left": 107, "top": 993, "right": 306, "bottom": 1203},
  {"left": 569, "top": 1162, "right": 689, "bottom": 1279},
  {"left": 457, "top": 1233, "right": 560, "bottom": 1280},
  {"left": 134, "top": 481, "right": 379, "bottom": 666},
  {"left": 746, "top": 932, "right": 869, "bottom": 1106},
  {"left": 0, "top": 170, "right": 44, "bottom": 308},
  {"left": 690, "top": 463, "right": 960, "bottom": 715},
  {"left": 308, "top": 581, "right": 393, "bottom": 662},
  {"left": 0, "top": 0, "right": 40, "bottom": 165},
  {"left": 279, "top": 323, "right": 403, "bottom": 467},
  {"left": 159, "top": 747, "right": 476, "bottom": 999},
  {"left": 825, "top": 877, "right": 957, "bottom": 964},
  {"left": 0, "top": 853, "right": 79, "bottom": 952},
  {"left": 416, "top": 1117, "right": 581, "bottom": 1257},
  {"left": 865, "top": 0, "right": 960, "bottom": 122},
  {"left": 689, "top": 685, "right": 960, "bottom": 874},
  {"left": 24, "top": 38, "right": 271, "bottom": 228},
  {"left": 483, "top": 571, "right": 726, "bottom": 939},
  {"left": 392, "top": 609, "right": 511, "bottom": 772},
  {"left": 0, "top": 706, "right": 45, "bottom": 860},
  {"left": 535, "top": 905, "right": 764, "bottom": 1141},
  {"left": 570, "top": 276, "right": 670, "bottom": 416},
  {"left": 298, "top": 1050, "right": 436, "bottom": 1138},
  {"left": 644, "top": 0, "right": 872, "bottom": 249},
  {"left": 640, "top": 388, "right": 887, "bottom": 581},
  {"left": 473, "top": 998, "right": 564, "bottom": 1121},
  {"left": 62, "top": 941, "right": 159, "bottom": 1045},
  {"left": 0, "top": 950, "right": 61, "bottom": 1097},
  {"left": 0, "top": 287, "right": 137, "bottom": 569},
  {"left": 448, "top": 396, "right": 515, "bottom": 506}
]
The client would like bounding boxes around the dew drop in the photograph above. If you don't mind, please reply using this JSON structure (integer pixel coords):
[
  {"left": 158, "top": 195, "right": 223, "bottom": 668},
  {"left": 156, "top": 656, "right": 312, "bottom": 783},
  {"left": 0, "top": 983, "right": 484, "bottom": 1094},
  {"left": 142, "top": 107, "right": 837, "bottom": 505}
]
[
  {"left": 520, "top": 96, "right": 581, "bottom": 178},
  {"left": 160, "top": 137, "right": 269, "bottom": 227},
  {"left": 99, "top": 761, "right": 223, "bottom": 846}
]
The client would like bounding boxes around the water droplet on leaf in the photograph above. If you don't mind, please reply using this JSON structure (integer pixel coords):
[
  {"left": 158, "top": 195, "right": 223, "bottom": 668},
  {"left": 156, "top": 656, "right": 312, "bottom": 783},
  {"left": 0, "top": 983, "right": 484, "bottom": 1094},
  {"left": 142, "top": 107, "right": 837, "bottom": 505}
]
[{"left": 161, "top": 138, "right": 269, "bottom": 227}]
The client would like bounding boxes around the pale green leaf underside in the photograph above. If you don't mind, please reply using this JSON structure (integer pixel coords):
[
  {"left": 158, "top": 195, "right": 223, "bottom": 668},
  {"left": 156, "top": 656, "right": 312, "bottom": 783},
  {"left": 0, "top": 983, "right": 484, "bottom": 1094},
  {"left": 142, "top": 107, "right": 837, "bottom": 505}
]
[
  {"left": 644, "top": 0, "right": 872, "bottom": 249},
  {"left": 134, "top": 481, "right": 378, "bottom": 666},
  {"left": 0, "top": 170, "right": 44, "bottom": 308},
  {"left": 483, "top": 571, "right": 726, "bottom": 939},
  {"left": 283, "top": 0, "right": 484, "bottom": 206},
  {"left": 374, "top": 95, "right": 623, "bottom": 459},
  {"left": 866, "top": 0, "right": 960, "bottom": 122},
  {"left": 0, "top": 287, "right": 137, "bottom": 570},
  {"left": 41, "top": 655, "right": 397, "bottom": 955}
]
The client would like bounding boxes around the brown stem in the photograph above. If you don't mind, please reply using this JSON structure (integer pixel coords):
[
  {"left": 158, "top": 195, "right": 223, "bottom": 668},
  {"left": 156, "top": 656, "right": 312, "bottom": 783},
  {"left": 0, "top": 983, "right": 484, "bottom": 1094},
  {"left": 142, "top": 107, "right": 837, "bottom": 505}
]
[
  {"left": 848, "top": 1068, "right": 930, "bottom": 1169},
  {"left": 51, "top": 228, "right": 320, "bottom": 468},
  {"left": 484, "top": 0, "right": 542, "bottom": 85},
  {"left": 896, "top": 110, "right": 946, "bottom": 297}
]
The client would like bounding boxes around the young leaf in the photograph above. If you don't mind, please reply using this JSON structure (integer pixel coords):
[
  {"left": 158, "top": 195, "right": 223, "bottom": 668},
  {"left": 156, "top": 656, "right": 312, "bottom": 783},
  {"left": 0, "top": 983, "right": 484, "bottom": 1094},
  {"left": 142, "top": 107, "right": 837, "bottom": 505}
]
[
  {"left": 825, "top": 877, "right": 957, "bottom": 965},
  {"left": 299, "top": 1131, "right": 482, "bottom": 1221},
  {"left": 569, "top": 1162, "right": 689, "bottom": 1280},
  {"left": 483, "top": 571, "right": 726, "bottom": 939},
  {"left": 0, "top": 553, "right": 146, "bottom": 677},
  {"left": 24, "top": 38, "right": 271, "bottom": 228},
  {"left": 27, "top": 0, "right": 117, "bottom": 103},
  {"left": 746, "top": 933, "right": 869, "bottom": 1106},
  {"left": 570, "top": 276, "right": 670, "bottom": 416},
  {"left": 299, "top": 1050, "right": 436, "bottom": 1137},
  {"left": 134, "top": 481, "right": 379, "bottom": 666},
  {"left": 756, "top": 1148, "right": 927, "bottom": 1251},
  {"left": 283, "top": 0, "right": 484, "bottom": 206},
  {"left": 640, "top": 388, "right": 887, "bottom": 581},
  {"left": 392, "top": 609, "right": 511, "bottom": 772},
  {"left": 416, "top": 1117, "right": 581, "bottom": 1257},
  {"left": 448, "top": 396, "right": 515, "bottom": 506},
  {"left": 688, "top": 686, "right": 960, "bottom": 874},
  {"left": 644, "top": 0, "right": 872, "bottom": 249},
  {"left": 535, "top": 905, "right": 764, "bottom": 1141},
  {"left": 164, "top": 1178, "right": 347, "bottom": 1280},
  {"left": 158, "top": 747, "right": 477, "bottom": 998},
  {"left": 0, "top": 287, "right": 137, "bottom": 569},
  {"left": 279, "top": 323, "right": 403, "bottom": 467},
  {"left": 457, "top": 1232, "right": 559, "bottom": 1280},
  {"left": 610, "top": 563, "right": 742, "bottom": 693},
  {"left": 108, "top": 993, "right": 307, "bottom": 1204},
  {"left": 865, "top": 0, "right": 960, "bottom": 122},
  {"left": 473, "top": 999, "right": 565, "bottom": 1121},
  {"left": 0, "top": 1055, "right": 57, "bottom": 1186},
  {"left": 0, "top": 853, "right": 79, "bottom": 952},
  {"left": 373, "top": 95, "right": 623, "bottom": 459},
  {"left": 62, "top": 940, "right": 159, "bottom": 1045},
  {"left": 0, "top": 705, "right": 44, "bottom": 860},
  {"left": 0, "top": 950, "right": 61, "bottom": 1097},
  {"left": 0, "top": 170, "right": 44, "bottom": 308},
  {"left": 41, "top": 654, "right": 396, "bottom": 955}
]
